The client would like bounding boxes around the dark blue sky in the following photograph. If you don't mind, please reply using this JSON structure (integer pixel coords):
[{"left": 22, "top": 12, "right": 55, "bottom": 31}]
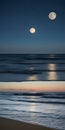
[{"left": 0, "top": 0, "right": 65, "bottom": 53}]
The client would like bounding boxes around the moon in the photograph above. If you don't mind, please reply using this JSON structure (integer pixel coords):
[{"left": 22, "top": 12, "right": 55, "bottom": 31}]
[
  {"left": 48, "top": 12, "right": 56, "bottom": 20},
  {"left": 30, "top": 27, "right": 36, "bottom": 34}
]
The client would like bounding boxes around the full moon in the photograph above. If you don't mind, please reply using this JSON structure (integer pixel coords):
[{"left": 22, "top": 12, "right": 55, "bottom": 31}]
[
  {"left": 30, "top": 28, "right": 36, "bottom": 33},
  {"left": 48, "top": 12, "right": 56, "bottom": 20}
]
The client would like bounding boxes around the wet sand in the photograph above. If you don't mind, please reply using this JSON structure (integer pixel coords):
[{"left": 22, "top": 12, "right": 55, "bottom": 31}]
[{"left": 0, "top": 117, "right": 57, "bottom": 130}]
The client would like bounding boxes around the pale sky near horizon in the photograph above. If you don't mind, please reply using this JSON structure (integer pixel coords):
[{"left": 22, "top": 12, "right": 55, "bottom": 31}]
[{"left": 0, "top": 82, "right": 65, "bottom": 92}]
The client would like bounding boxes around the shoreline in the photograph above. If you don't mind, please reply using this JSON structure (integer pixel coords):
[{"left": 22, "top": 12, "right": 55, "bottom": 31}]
[{"left": 0, "top": 117, "right": 57, "bottom": 130}]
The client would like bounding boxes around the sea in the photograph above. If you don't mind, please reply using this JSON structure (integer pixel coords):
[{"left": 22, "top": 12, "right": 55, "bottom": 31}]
[
  {"left": 0, "top": 54, "right": 65, "bottom": 81},
  {"left": 0, "top": 92, "right": 65, "bottom": 130},
  {"left": 0, "top": 54, "right": 65, "bottom": 130}
]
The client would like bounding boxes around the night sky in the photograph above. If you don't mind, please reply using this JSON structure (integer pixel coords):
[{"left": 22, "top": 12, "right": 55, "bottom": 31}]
[{"left": 0, "top": 0, "right": 65, "bottom": 53}]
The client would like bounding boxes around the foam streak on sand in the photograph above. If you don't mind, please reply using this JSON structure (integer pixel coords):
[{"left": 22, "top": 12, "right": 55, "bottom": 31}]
[{"left": 0, "top": 117, "right": 57, "bottom": 130}]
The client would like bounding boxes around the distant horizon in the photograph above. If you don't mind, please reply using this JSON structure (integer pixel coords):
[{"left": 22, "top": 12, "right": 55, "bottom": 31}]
[{"left": 0, "top": 53, "right": 65, "bottom": 54}]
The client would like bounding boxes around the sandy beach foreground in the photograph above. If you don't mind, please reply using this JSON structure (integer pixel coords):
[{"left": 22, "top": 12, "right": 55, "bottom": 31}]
[{"left": 0, "top": 117, "right": 57, "bottom": 130}]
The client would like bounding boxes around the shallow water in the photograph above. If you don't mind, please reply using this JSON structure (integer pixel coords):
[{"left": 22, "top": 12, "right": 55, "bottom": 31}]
[{"left": 0, "top": 92, "right": 65, "bottom": 130}]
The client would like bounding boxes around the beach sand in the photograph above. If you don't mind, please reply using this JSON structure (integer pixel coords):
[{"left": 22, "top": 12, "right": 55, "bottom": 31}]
[{"left": 0, "top": 117, "right": 57, "bottom": 130}]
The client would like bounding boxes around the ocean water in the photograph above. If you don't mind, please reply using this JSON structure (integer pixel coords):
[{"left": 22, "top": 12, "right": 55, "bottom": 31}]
[
  {"left": 0, "top": 54, "right": 65, "bottom": 130},
  {"left": 0, "top": 54, "right": 65, "bottom": 81},
  {"left": 0, "top": 92, "right": 65, "bottom": 130}
]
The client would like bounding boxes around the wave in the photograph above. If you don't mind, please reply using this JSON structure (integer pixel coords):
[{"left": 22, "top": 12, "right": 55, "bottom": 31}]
[
  {"left": 13, "top": 92, "right": 65, "bottom": 98},
  {"left": 0, "top": 54, "right": 65, "bottom": 81},
  {"left": 0, "top": 69, "right": 65, "bottom": 74},
  {"left": 8, "top": 98, "right": 65, "bottom": 104},
  {"left": 1, "top": 92, "right": 65, "bottom": 98},
  {"left": 0, "top": 54, "right": 65, "bottom": 65}
]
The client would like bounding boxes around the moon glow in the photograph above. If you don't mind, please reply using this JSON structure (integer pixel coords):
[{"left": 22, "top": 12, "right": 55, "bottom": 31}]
[
  {"left": 30, "top": 28, "right": 36, "bottom": 33},
  {"left": 48, "top": 12, "right": 56, "bottom": 20}
]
